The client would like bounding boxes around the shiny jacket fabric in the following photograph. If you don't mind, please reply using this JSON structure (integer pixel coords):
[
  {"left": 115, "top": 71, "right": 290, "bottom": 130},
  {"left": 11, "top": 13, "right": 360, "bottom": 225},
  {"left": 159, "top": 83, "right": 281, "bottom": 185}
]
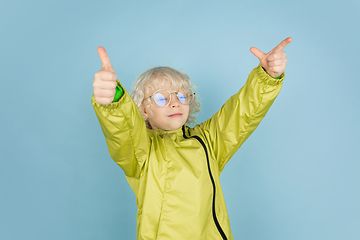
[{"left": 92, "top": 65, "right": 283, "bottom": 240}]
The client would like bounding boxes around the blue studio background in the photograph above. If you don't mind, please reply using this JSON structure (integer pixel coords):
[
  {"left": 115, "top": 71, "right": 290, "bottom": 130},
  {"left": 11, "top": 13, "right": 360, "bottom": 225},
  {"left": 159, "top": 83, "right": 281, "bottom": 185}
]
[{"left": 1, "top": 0, "right": 359, "bottom": 239}]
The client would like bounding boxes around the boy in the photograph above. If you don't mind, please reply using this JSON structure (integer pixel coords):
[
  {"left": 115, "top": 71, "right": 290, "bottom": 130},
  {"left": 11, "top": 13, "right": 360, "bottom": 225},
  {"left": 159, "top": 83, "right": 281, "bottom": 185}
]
[{"left": 92, "top": 37, "right": 291, "bottom": 239}]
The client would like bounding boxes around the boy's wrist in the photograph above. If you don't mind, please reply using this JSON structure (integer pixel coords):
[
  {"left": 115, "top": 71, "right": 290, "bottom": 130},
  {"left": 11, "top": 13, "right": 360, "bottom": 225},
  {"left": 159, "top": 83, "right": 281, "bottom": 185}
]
[{"left": 262, "top": 67, "right": 282, "bottom": 79}]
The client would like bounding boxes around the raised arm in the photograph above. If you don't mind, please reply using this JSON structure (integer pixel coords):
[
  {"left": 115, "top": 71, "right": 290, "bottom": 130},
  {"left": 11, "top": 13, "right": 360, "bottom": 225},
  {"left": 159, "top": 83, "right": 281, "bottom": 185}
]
[
  {"left": 196, "top": 38, "right": 291, "bottom": 173},
  {"left": 92, "top": 47, "right": 149, "bottom": 178}
]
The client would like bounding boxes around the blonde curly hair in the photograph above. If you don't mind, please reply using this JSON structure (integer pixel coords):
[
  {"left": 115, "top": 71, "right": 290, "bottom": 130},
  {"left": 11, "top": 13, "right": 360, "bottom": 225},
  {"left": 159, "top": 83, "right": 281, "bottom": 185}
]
[{"left": 131, "top": 66, "right": 200, "bottom": 129}]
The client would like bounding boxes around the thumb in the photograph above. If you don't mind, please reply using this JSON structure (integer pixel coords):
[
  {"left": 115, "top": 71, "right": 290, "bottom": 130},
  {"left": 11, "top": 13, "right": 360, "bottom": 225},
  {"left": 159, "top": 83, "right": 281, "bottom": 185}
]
[
  {"left": 250, "top": 47, "right": 266, "bottom": 61},
  {"left": 97, "top": 46, "right": 115, "bottom": 73}
]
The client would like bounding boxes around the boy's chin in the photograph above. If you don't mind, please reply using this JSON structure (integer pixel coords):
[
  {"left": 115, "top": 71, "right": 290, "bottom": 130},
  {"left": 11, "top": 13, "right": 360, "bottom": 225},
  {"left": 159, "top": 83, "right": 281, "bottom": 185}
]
[
  {"left": 163, "top": 125, "right": 182, "bottom": 131},
  {"left": 163, "top": 122, "right": 186, "bottom": 131},
  {"left": 150, "top": 118, "right": 187, "bottom": 131}
]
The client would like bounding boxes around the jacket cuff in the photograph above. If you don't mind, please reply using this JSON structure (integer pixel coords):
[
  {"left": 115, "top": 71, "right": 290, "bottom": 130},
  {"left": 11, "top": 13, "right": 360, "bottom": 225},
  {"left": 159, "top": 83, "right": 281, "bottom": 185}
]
[{"left": 256, "top": 64, "right": 284, "bottom": 86}]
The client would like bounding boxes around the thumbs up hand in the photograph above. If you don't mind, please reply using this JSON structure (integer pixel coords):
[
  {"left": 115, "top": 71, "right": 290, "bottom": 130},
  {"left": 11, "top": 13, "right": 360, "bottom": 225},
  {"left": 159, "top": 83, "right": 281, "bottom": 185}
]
[
  {"left": 93, "top": 47, "right": 118, "bottom": 105},
  {"left": 250, "top": 37, "right": 292, "bottom": 78}
]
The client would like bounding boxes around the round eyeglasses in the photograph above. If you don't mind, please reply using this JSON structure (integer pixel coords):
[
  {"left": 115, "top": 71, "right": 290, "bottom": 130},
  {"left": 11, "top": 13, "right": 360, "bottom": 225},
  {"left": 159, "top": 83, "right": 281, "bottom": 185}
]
[{"left": 145, "top": 89, "right": 195, "bottom": 107}]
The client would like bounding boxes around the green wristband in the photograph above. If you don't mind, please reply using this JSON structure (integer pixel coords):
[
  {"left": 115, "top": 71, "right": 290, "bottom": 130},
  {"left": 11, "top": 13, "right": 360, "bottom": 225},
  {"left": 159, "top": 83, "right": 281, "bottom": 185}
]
[{"left": 112, "top": 84, "right": 124, "bottom": 102}]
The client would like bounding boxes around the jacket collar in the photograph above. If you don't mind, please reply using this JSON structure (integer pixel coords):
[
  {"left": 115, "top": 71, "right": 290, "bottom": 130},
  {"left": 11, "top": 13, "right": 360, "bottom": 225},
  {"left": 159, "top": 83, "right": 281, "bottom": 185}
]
[{"left": 151, "top": 127, "right": 184, "bottom": 139}]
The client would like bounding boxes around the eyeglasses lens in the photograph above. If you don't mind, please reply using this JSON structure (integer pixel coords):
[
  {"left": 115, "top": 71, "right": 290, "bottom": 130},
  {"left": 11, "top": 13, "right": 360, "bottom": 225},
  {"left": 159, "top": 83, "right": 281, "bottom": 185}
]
[
  {"left": 177, "top": 92, "right": 186, "bottom": 104},
  {"left": 153, "top": 92, "right": 167, "bottom": 107}
]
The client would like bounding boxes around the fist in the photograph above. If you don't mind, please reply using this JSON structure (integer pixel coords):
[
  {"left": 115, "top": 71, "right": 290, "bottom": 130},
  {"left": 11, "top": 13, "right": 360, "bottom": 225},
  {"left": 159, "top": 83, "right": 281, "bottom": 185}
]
[
  {"left": 250, "top": 37, "right": 292, "bottom": 78},
  {"left": 93, "top": 47, "right": 118, "bottom": 105}
]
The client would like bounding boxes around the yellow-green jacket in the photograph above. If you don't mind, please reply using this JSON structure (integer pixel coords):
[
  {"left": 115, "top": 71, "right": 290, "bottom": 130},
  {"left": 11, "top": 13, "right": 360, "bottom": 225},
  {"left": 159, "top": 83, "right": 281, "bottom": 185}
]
[{"left": 92, "top": 65, "right": 283, "bottom": 240}]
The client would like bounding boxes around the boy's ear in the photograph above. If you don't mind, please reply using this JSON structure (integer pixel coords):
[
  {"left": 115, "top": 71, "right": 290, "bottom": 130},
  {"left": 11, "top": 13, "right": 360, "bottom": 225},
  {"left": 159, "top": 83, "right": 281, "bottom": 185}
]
[{"left": 141, "top": 106, "right": 148, "bottom": 119}]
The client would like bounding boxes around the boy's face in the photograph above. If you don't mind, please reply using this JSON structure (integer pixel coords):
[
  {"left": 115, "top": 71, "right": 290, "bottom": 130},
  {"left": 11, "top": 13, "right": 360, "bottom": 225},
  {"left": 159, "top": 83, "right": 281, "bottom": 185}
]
[{"left": 143, "top": 80, "right": 190, "bottom": 131}]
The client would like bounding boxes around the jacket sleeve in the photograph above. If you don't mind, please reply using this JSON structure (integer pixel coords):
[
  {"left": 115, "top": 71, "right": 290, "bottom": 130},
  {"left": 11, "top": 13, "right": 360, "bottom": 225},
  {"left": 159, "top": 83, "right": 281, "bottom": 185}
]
[
  {"left": 91, "top": 81, "right": 149, "bottom": 178},
  {"left": 194, "top": 65, "right": 283, "bottom": 173}
]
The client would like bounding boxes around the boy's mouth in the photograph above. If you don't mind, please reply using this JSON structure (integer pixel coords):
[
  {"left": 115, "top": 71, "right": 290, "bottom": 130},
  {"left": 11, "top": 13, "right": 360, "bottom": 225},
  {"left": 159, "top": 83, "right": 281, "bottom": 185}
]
[{"left": 168, "top": 113, "right": 183, "bottom": 117}]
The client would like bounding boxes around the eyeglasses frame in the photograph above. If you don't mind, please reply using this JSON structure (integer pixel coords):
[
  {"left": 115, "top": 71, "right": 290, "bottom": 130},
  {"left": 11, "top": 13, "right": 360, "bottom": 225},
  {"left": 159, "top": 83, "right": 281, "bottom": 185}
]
[{"left": 144, "top": 89, "right": 195, "bottom": 107}]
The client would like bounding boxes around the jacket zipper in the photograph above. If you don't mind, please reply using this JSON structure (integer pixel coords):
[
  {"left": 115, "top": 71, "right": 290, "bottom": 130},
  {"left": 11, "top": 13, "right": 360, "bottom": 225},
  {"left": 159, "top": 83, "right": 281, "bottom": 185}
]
[{"left": 182, "top": 126, "right": 228, "bottom": 240}]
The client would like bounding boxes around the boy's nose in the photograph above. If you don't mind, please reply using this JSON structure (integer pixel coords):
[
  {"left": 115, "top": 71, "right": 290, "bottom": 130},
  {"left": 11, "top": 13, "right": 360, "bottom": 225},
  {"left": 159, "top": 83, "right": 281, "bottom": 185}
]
[{"left": 170, "top": 94, "right": 180, "bottom": 108}]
